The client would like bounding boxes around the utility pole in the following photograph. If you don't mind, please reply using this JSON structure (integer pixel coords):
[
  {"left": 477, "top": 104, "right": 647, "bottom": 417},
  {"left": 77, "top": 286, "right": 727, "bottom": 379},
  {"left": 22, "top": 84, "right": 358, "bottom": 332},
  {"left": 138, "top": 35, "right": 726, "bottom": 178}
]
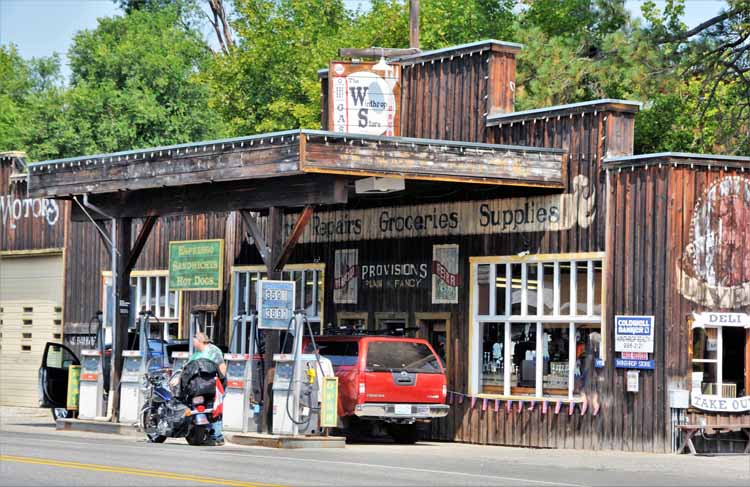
[{"left": 410, "top": 0, "right": 420, "bottom": 49}]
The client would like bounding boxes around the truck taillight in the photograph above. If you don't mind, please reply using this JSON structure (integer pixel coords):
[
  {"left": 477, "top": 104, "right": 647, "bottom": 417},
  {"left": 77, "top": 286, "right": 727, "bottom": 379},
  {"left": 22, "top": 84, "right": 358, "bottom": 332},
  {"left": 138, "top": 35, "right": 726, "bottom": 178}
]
[
  {"left": 359, "top": 382, "right": 365, "bottom": 395},
  {"left": 442, "top": 384, "right": 447, "bottom": 398}
]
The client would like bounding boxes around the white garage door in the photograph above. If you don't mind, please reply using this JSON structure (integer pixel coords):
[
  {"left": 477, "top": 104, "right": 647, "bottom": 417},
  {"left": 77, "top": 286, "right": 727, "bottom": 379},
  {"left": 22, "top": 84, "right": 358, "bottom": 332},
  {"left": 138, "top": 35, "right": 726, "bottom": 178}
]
[{"left": 0, "top": 254, "right": 64, "bottom": 407}]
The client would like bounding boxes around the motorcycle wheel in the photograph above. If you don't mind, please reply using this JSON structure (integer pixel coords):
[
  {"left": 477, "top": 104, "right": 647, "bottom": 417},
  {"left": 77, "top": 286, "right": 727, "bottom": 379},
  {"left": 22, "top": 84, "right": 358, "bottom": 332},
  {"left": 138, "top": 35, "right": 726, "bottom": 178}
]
[
  {"left": 186, "top": 427, "right": 209, "bottom": 446},
  {"left": 142, "top": 408, "right": 167, "bottom": 444}
]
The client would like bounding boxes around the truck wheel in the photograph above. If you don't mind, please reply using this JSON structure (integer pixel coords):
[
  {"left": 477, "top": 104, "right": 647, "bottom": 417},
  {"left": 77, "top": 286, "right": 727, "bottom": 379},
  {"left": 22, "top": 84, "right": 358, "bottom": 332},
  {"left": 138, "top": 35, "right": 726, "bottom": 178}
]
[{"left": 388, "top": 423, "right": 418, "bottom": 444}]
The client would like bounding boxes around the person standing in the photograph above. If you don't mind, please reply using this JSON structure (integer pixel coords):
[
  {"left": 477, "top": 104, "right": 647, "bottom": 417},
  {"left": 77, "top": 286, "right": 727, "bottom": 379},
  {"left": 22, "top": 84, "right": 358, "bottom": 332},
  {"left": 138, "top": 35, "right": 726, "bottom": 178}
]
[{"left": 189, "top": 332, "right": 227, "bottom": 446}]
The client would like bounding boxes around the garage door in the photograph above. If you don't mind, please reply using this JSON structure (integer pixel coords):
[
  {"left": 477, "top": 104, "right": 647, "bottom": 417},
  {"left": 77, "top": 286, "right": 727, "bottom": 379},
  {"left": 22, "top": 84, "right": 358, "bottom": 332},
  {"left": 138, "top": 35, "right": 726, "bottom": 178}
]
[{"left": 0, "top": 254, "right": 64, "bottom": 407}]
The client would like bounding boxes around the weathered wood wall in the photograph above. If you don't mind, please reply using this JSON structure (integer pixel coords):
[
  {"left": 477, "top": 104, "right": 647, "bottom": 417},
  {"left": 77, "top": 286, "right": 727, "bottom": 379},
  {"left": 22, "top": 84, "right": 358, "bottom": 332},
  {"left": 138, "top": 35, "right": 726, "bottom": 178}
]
[
  {"left": 606, "top": 159, "right": 750, "bottom": 453},
  {"left": 1, "top": 160, "right": 67, "bottom": 253}
]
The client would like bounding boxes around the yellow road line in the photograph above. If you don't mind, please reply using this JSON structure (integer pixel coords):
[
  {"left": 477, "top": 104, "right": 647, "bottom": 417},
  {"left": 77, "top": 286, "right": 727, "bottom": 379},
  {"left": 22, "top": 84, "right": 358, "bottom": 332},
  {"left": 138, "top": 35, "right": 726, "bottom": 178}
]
[{"left": 0, "top": 455, "right": 289, "bottom": 487}]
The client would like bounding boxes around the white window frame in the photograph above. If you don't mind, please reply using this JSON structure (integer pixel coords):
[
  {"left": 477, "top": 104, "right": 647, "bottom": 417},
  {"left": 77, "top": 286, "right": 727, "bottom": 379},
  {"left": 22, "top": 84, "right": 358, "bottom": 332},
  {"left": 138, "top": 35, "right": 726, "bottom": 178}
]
[
  {"left": 230, "top": 264, "right": 325, "bottom": 336},
  {"left": 102, "top": 270, "right": 182, "bottom": 341},
  {"left": 691, "top": 323, "right": 747, "bottom": 398},
  {"left": 469, "top": 252, "right": 605, "bottom": 399}
]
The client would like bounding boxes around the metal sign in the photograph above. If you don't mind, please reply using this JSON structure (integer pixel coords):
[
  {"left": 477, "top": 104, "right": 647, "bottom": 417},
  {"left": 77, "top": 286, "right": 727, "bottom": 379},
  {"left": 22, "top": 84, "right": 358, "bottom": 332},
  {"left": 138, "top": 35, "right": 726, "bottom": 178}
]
[
  {"left": 320, "top": 376, "right": 339, "bottom": 428},
  {"left": 614, "top": 315, "right": 654, "bottom": 353},
  {"left": 691, "top": 393, "right": 750, "bottom": 412},
  {"left": 615, "top": 358, "right": 655, "bottom": 370},
  {"left": 168, "top": 239, "right": 224, "bottom": 291},
  {"left": 626, "top": 370, "right": 639, "bottom": 392},
  {"left": 257, "top": 280, "right": 295, "bottom": 330},
  {"left": 692, "top": 312, "right": 750, "bottom": 328}
]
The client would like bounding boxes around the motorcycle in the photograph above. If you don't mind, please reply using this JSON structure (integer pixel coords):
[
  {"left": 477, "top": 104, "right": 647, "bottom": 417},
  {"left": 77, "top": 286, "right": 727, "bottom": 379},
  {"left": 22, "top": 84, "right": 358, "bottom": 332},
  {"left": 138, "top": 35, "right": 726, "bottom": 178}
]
[{"left": 140, "top": 358, "right": 223, "bottom": 446}]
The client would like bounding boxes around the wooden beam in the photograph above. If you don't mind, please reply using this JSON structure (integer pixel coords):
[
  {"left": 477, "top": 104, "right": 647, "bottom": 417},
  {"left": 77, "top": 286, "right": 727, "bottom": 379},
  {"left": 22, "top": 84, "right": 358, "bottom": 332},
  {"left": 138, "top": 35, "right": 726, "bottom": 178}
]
[
  {"left": 68, "top": 175, "right": 348, "bottom": 221},
  {"left": 273, "top": 206, "right": 313, "bottom": 272},
  {"left": 410, "top": 0, "right": 420, "bottom": 49},
  {"left": 110, "top": 217, "right": 132, "bottom": 423},
  {"left": 337, "top": 47, "right": 420, "bottom": 58},
  {"left": 240, "top": 210, "right": 272, "bottom": 270},
  {"left": 123, "top": 215, "right": 158, "bottom": 275}
]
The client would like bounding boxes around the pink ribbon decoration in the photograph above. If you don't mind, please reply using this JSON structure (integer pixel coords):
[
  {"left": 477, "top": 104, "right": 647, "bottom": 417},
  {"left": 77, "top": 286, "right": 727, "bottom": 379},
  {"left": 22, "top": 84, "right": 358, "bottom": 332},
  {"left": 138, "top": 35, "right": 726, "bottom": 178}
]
[
  {"left": 528, "top": 400, "right": 535, "bottom": 411},
  {"left": 494, "top": 399, "right": 500, "bottom": 412},
  {"left": 517, "top": 400, "right": 524, "bottom": 413},
  {"left": 482, "top": 398, "right": 488, "bottom": 411},
  {"left": 542, "top": 401, "right": 548, "bottom": 414},
  {"left": 470, "top": 396, "right": 477, "bottom": 409},
  {"left": 568, "top": 402, "right": 575, "bottom": 415},
  {"left": 554, "top": 400, "right": 562, "bottom": 414},
  {"left": 506, "top": 400, "right": 512, "bottom": 412}
]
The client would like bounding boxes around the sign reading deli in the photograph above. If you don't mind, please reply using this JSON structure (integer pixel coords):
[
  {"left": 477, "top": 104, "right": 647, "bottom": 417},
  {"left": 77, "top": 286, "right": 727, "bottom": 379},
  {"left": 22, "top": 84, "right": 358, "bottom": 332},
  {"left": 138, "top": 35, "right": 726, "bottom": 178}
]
[
  {"left": 281, "top": 175, "right": 595, "bottom": 243},
  {"left": 168, "top": 239, "right": 224, "bottom": 291},
  {"left": 329, "top": 61, "right": 401, "bottom": 137}
]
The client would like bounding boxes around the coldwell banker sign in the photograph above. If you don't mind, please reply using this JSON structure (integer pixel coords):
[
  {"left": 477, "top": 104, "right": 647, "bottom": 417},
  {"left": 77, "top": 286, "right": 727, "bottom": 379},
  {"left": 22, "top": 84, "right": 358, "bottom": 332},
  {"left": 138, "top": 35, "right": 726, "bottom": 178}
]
[
  {"left": 329, "top": 61, "right": 401, "bottom": 136},
  {"left": 614, "top": 315, "right": 655, "bottom": 353}
]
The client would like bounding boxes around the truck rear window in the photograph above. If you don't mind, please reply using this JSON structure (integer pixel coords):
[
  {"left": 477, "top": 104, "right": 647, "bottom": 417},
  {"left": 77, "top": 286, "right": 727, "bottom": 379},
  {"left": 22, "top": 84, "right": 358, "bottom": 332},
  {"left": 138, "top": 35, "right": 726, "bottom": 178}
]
[
  {"left": 365, "top": 341, "right": 442, "bottom": 374},
  {"left": 314, "top": 341, "right": 359, "bottom": 367}
]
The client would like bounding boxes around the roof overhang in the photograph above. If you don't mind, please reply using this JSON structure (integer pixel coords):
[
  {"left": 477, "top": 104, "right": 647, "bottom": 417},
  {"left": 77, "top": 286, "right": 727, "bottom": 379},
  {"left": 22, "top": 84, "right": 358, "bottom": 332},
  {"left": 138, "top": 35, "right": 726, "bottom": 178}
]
[
  {"left": 27, "top": 129, "right": 565, "bottom": 201},
  {"left": 603, "top": 152, "right": 750, "bottom": 171},
  {"left": 486, "top": 99, "right": 642, "bottom": 126}
]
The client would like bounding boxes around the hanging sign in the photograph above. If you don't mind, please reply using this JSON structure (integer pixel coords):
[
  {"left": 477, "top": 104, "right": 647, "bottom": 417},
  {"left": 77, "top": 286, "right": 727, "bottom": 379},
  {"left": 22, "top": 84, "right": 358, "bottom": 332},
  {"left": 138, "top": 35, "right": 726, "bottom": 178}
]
[
  {"left": 168, "top": 239, "right": 224, "bottom": 291},
  {"left": 333, "top": 249, "right": 358, "bottom": 304},
  {"left": 615, "top": 358, "right": 655, "bottom": 370},
  {"left": 320, "top": 376, "right": 339, "bottom": 428},
  {"left": 691, "top": 393, "right": 750, "bottom": 412},
  {"left": 692, "top": 312, "right": 750, "bottom": 328},
  {"left": 329, "top": 61, "right": 401, "bottom": 136},
  {"left": 432, "top": 244, "right": 460, "bottom": 304},
  {"left": 614, "top": 315, "right": 654, "bottom": 353},
  {"left": 257, "top": 280, "right": 295, "bottom": 330}
]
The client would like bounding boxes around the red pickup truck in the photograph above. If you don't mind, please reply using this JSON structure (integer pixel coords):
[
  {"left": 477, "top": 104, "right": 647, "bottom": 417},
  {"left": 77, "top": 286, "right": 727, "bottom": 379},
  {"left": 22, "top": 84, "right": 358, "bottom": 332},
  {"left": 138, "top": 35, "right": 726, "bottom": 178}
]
[{"left": 307, "top": 335, "right": 449, "bottom": 443}]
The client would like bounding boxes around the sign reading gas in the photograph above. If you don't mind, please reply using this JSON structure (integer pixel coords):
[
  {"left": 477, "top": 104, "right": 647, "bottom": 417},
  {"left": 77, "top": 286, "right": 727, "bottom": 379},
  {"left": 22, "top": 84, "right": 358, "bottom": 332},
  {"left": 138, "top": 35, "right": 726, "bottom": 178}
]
[
  {"left": 168, "top": 239, "right": 224, "bottom": 291},
  {"left": 257, "top": 280, "right": 296, "bottom": 330}
]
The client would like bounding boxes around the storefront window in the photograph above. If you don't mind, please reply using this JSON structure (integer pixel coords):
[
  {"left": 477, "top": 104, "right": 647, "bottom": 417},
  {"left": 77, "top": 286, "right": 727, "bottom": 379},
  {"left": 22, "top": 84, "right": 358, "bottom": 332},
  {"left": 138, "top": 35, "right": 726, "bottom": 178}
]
[
  {"left": 691, "top": 323, "right": 747, "bottom": 398},
  {"left": 473, "top": 254, "right": 604, "bottom": 399},
  {"left": 232, "top": 265, "right": 324, "bottom": 332}
]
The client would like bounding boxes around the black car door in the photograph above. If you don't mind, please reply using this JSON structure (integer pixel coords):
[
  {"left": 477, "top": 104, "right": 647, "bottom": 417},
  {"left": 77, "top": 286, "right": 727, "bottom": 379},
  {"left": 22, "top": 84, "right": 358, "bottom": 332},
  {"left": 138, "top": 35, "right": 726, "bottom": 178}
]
[{"left": 39, "top": 342, "right": 80, "bottom": 408}]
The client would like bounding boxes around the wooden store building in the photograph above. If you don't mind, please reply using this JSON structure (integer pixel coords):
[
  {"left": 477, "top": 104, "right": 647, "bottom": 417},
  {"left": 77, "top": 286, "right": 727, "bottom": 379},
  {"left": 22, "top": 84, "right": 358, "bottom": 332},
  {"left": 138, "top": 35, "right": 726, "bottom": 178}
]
[{"left": 3, "top": 39, "right": 749, "bottom": 452}]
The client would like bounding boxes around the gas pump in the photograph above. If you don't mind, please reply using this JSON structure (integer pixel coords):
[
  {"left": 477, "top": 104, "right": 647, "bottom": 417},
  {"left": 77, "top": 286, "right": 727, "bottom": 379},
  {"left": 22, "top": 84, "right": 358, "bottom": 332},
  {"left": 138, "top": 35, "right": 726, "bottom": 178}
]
[
  {"left": 119, "top": 311, "right": 151, "bottom": 424},
  {"left": 79, "top": 350, "right": 105, "bottom": 419},
  {"left": 223, "top": 312, "right": 262, "bottom": 432},
  {"left": 78, "top": 312, "right": 106, "bottom": 420},
  {"left": 271, "top": 310, "right": 332, "bottom": 436},
  {"left": 171, "top": 352, "right": 189, "bottom": 372}
]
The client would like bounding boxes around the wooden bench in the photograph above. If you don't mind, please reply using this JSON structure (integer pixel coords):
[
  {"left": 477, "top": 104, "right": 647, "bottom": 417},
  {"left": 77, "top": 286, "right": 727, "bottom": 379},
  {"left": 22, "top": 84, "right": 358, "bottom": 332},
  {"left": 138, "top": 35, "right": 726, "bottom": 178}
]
[{"left": 676, "top": 424, "right": 750, "bottom": 454}]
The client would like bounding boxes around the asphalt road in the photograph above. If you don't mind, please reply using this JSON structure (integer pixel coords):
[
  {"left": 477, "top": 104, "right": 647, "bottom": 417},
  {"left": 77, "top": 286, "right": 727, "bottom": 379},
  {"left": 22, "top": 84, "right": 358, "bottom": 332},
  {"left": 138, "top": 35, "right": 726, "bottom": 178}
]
[{"left": 1, "top": 415, "right": 748, "bottom": 486}]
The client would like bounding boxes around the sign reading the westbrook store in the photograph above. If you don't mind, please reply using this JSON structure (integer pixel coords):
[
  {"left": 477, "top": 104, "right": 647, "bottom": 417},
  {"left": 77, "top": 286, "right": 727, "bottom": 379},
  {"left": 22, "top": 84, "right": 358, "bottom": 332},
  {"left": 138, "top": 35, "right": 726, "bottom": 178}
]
[
  {"left": 279, "top": 175, "right": 596, "bottom": 243},
  {"left": 168, "top": 239, "right": 224, "bottom": 291}
]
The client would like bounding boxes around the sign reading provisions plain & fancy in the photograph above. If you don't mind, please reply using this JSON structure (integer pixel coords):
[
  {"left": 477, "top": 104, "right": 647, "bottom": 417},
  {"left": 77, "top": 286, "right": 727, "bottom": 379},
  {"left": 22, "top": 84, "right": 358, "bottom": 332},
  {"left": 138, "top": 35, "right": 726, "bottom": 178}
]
[{"left": 168, "top": 239, "right": 224, "bottom": 291}]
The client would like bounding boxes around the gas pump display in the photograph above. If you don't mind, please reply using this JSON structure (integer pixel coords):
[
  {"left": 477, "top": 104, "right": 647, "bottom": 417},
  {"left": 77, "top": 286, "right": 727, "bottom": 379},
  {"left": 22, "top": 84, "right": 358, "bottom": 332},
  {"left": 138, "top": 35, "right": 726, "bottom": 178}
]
[
  {"left": 171, "top": 351, "right": 189, "bottom": 372},
  {"left": 223, "top": 353, "right": 258, "bottom": 432},
  {"left": 272, "top": 354, "right": 324, "bottom": 436},
  {"left": 119, "top": 350, "right": 145, "bottom": 424}
]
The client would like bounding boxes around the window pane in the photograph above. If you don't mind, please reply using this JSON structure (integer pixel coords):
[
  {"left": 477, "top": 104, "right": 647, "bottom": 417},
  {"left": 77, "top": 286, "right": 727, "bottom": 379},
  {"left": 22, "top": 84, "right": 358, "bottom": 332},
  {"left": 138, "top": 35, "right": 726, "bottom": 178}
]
[
  {"left": 693, "top": 362, "right": 718, "bottom": 394},
  {"left": 477, "top": 265, "right": 490, "bottom": 315},
  {"left": 510, "top": 322, "right": 536, "bottom": 395},
  {"left": 510, "top": 264, "right": 523, "bottom": 315},
  {"left": 542, "top": 263, "right": 555, "bottom": 315},
  {"left": 593, "top": 262, "right": 603, "bottom": 315},
  {"left": 527, "top": 263, "right": 540, "bottom": 316},
  {"left": 481, "top": 323, "right": 505, "bottom": 393},
  {"left": 573, "top": 328, "right": 602, "bottom": 395},
  {"left": 496, "top": 264, "right": 508, "bottom": 315},
  {"left": 575, "top": 262, "right": 588, "bottom": 315},
  {"left": 365, "top": 341, "right": 441, "bottom": 374},
  {"left": 304, "top": 271, "right": 315, "bottom": 315},
  {"left": 559, "top": 263, "right": 572, "bottom": 315},
  {"left": 693, "top": 328, "right": 718, "bottom": 361},
  {"left": 543, "top": 324, "right": 569, "bottom": 395}
]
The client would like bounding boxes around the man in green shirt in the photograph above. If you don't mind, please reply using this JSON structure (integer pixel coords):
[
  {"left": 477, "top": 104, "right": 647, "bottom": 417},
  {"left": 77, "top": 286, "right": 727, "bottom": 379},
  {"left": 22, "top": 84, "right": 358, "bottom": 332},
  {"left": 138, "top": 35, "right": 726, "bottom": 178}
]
[{"left": 189, "top": 332, "right": 226, "bottom": 445}]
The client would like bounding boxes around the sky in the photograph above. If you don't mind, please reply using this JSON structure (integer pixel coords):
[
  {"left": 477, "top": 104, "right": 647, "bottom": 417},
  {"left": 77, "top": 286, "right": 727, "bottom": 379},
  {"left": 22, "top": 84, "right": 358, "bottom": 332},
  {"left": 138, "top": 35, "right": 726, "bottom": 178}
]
[{"left": 0, "top": 0, "right": 729, "bottom": 81}]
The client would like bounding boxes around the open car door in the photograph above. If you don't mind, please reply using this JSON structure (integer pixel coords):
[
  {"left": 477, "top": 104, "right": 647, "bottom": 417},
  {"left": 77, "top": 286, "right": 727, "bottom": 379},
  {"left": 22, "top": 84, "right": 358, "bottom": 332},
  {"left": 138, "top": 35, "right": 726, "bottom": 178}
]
[{"left": 39, "top": 342, "right": 79, "bottom": 411}]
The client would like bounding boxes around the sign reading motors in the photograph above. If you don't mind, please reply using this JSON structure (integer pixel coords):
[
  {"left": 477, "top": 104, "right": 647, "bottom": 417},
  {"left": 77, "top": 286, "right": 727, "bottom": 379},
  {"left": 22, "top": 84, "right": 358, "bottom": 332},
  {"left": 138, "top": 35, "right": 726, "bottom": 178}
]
[
  {"left": 329, "top": 61, "right": 401, "bottom": 136},
  {"left": 257, "top": 280, "right": 295, "bottom": 330},
  {"left": 614, "top": 315, "right": 654, "bottom": 353},
  {"left": 168, "top": 239, "right": 224, "bottom": 291}
]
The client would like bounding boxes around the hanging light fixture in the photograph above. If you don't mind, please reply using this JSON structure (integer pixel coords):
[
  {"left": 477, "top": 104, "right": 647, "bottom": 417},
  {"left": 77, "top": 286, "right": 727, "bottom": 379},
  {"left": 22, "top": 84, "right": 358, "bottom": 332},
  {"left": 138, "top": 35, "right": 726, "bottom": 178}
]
[{"left": 373, "top": 47, "right": 389, "bottom": 71}]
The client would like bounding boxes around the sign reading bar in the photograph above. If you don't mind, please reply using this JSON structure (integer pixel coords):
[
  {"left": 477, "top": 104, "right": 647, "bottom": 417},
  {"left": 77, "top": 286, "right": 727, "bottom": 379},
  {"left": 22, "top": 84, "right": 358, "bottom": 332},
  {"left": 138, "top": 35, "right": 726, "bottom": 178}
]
[
  {"left": 614, "top": 315, "right": 654, "bottom": 353},
  {"left": 320, "top": 376, "right": 339, "bottom": 428},
  {"left": 168, "top": 239, "right": 224, "bottom": 290},
  {"left": 257, "top": 280, "right": 295, "bottom": 330}
]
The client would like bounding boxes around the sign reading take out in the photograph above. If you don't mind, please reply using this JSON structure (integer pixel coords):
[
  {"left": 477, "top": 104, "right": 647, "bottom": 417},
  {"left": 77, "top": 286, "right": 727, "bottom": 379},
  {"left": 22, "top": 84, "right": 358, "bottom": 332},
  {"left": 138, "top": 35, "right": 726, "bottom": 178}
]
[{"left": 168, "top": 239, "right": 224, "bottom": 291}]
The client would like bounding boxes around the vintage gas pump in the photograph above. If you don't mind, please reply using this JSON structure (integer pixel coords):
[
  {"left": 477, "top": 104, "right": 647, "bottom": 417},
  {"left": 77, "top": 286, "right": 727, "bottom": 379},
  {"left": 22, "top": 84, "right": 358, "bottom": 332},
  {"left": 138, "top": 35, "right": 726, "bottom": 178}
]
[
  {"left": 78, "top": 312, "right": 106, "bottom": 419},
  {"left": 119, "top": 312, "right": 151, "bottom": 423},
  {"left": 78, "top": 350, "right": 105, "bottom": 419},
  {"left": 224, "top": 312, "right": 262, "bottom": 432},
  {"left": 271, "top": 310, "right": 332, "bottom": 436}
]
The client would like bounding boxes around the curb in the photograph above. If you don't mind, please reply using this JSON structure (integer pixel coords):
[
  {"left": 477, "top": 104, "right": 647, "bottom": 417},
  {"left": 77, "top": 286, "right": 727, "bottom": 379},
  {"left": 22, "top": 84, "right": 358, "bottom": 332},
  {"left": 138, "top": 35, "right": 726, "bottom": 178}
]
[
  {"left": 227, "top": 433, "right": 346, "bottom": 449},
  {"left": 56, "top": 419, "right": 141, "bottom": 437}
]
